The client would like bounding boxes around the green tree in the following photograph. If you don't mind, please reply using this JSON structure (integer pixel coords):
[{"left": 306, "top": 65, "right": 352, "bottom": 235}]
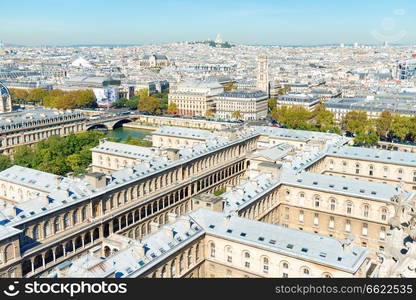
[
  {"left": 205, "top": 109, "right": 215, "bottom": 118},
  {"left": 375, "top": 110, "right": 393, "bottom": 139},
  {"left": 311, "top": 104, "right": 336, "bottom": 132},
  {"left": 224, "top": 82, "right": 237, "bottom": 91},
  {"left": 353, "top": 130, "right": 379, "bottom": 147},
  {"left": 13, "top": 146, "right": 35, "bottom": 168},
  {"left": 270, "top": 106, "right": 312, "bottom": 130},
  {"left": 341, "top": 111, "right": 368, "bottom": 134},
  {"left": 138, "top": 96, "right": 161, "bottom": 114},
  {"left": 9, "top": 88, "right": 29, "bottom": 102},
  {"left": 391, "top": 115, "right": 412, "bottom": 141},
  {"left": 112, "top": 98, "right": 128, "bottom": 108},
  {"left": 0, "top": 155, "right": 12, "bottom": 171},
  {"left": 166, "top": 102, "right": 178, "bottom": 114},
  {"left": 268, "top": 98, "right": 277, "bottom": 112},
  {"left": 126, "top": 97, "right": 139, "bottom": 109},
  {"left": 231, "top": 110, "right": 243, "bottom": 120}
]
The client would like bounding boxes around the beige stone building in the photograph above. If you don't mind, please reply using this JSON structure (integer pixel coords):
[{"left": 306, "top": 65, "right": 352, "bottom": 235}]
[
  {"left": 214, "top": 90, "right": 268, "bottom": 121},
  {"left": 168, "top": 80, "right": 224, "bottom": 117},
  {"left": 1, "top": 124, "right": 415, "bottom": 279},
  {"left": 139, "top": 54, "right": 169, "bottom": 68},
  {"left": 0, "top": 128, "right": 258, "bottom": 278},
  {"left": 151, "top": 126, "right": 218, "bottom": 148},
  {"left": 41, "top": 209, "right": 371, "bottom": 278},
  {"left": 90, "top": 140, "right": 169, "bottom": 173},
  {"left": 315, "top": 146, "right": 416, "bottom": 191},
  {"left": 0, "top": 108, "right": 86, "bottom": 155}
]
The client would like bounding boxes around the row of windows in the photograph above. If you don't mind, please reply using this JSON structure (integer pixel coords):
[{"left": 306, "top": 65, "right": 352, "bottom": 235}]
[
  {"left": 329, "top": 160, "right": 416, "bottom": 181},
  {"left": 296, "top": 211, "right": 387, "bottom": 240},
  {"left": 24, "top": 207, "right": 88, "bottom": 243},
  {"left": 208, "top": 243, "right": 331, "bottom": 278},
  {"left": 285, "top": 191, "right": 389, "bottom": 221}
]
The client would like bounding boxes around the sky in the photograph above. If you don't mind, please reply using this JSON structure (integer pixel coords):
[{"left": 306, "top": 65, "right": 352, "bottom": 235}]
[{"left": 1, "top": 0, "right": 415, "bottom": 46}]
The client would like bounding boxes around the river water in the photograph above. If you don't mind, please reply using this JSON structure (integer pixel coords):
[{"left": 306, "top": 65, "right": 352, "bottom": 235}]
[{"left": 106, "top": 127, "right": 154, "bottom": 141}]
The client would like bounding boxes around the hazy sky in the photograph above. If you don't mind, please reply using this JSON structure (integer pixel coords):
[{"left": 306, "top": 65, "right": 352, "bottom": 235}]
[{"left": 1, "top": 0, "right": 415, "bottom": 46}]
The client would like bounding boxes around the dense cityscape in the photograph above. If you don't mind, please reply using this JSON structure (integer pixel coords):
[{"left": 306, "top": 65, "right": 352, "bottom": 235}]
[{"left": 0, "top": 1, "right": 416, "bottom": 291}]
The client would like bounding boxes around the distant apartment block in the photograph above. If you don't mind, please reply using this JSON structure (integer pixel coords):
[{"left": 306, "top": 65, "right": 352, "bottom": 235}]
[
  {"left": 168, "top": 80, "right": 224, "bottom": 117},
  {"left": 215, "top": 90, "right": 268, "bottom": 121}
]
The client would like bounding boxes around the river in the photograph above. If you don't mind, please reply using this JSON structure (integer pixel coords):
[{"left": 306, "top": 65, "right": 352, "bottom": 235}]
[{"left": 106, "top": 127, "right": 154, "bottom": 141}]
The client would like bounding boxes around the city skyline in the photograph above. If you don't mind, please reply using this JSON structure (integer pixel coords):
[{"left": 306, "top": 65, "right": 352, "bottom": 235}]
[{"left": 1, "top": 0, "right": 416, "bottom": 46}]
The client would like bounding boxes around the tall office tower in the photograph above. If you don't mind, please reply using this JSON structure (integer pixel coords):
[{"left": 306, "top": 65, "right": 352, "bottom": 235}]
[
  {"left": 256, "top": 55, "right": 269, "bottom": 95},
  {"left": 0, "top": 81, "right": 12, "bottom": 113},
  {"left": 396, "top": 59, "right": 416, "bottom": 80}
]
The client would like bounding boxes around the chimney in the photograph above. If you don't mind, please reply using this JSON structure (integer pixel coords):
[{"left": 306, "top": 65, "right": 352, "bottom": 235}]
[
  {"left": 165, "top": 148, "right": 180, "bottom": 161},
  {"left": 134, "top": 241, "right": 145, "bottom": 257},
  {"left": 178, "top": 215, "right": 192, "bottom": 230},
  {"left": 84, "top": 172, "right": 107, "bottom": 189},
  {"left": 167, "top": 213, "right": 178, "bottom": 224},
  {"left": 163, "top": 225, "right": 175, "bottom": 239},
  {"left": 149, "top": 222, "right": 160, "bottom": 233},
  {"left": 342, "top": 235, "right": 355, "bottom": 252}
]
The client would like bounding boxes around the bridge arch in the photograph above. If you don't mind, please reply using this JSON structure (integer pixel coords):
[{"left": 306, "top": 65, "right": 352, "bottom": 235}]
[
  {"left": 86, "top": 124, "right": 110, "bottom": 131},
  {"left": 112, "top": 119, "right": 133, "bottom": 130}
]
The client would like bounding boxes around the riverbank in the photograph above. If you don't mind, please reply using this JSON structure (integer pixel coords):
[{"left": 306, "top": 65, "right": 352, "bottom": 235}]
[{"left": 122, "top": 123, "right": 158, "bottom": 131}]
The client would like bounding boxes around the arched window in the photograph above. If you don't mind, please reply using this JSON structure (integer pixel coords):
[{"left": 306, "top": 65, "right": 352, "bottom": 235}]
[
  {"left": 330, "top": 198, "right": 336, "bottom": 211},
  {"left": 383, "top": 167, "right": 389, "bottom": 178},
  {"left": 32, "top": 225, "right": 39, "bottom": 240},
  {"left": 195, "top": 244, "right": 200, "bottom": 261},
  {"left": 210, "top": 242, "right": 216, "bottom": 258},
  {"left": 54, "top": 217, "right": 60, "bottom": 232},
  {"left": 63, "top": 213, "right": 70, "bottom": 228},
  {"left": 72, "top": 210, "right": 78, "bottom": 225},
  {"left": 81, "top": 207, "right": 87, "bottom": 221},
  {"left": 170, "top": 259, "right": 176, "bottom": 277},
  {"left": 187, "top": 249, "right": 192, "bottom": 267},
  {"left": 281, "top": 261, "right": 289, "bottom": 278},
  {"left": 301, "top": 267, "right": 311, "bottom": 277},
  {"left": 363, "top": 205, "right": 370, "bottom": 218},
  {"left": 346, "top": 201, "right": 353, "bottom": 214},
  {"left": 314, "top": 196, "right": 320, "bottom": 208},
  {"left": 262, "top": 257, "right": 269, "bottom": 274},
  {"left": 4, "top": 244, "right": 14, "bottom": 262},
  {"left": 381, "top": 208, "right": 388, "bottom": 221},
  {"left": 179, "top": 255, "right": 184, "bottom": 273},
  {"left": 161, "top": 266, "right": 167, "bottom": 278},
  {"left": 323, "top": 273, "right": 332, "bottom": 278},
  {"left": 43, "top": 221, "right": 51, "bottom": 237}
]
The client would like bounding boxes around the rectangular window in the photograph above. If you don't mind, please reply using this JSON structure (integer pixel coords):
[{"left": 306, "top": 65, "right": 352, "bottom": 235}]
[
  {"left": 380, "top": 227, "right": 386, "bottom": 241},
  {"left": 313, "top": 214, "right": 319, "bottom": 226},
  {"left": 362, "top": 223, "right": 368, "bottom": 236},
  {"left": 329, "top": 217, "right": 335, "bottom": 229},
  {"left": 345, "top": 220, "right": 351, "bottom": 232},
  {"left": 299, "top": 211, "right": 304, "bottom": 223}
]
